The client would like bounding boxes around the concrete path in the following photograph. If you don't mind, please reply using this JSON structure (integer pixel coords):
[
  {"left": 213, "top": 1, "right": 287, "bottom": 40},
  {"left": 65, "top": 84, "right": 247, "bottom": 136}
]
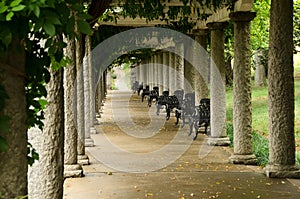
[{"left": 64, "top": 90, "right": 300, "bottom": 199}]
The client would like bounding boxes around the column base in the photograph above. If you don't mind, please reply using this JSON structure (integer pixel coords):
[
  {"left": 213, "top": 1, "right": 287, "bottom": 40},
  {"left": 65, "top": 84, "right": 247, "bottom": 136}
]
[
  {"left": 206, "top": 137, "right": 231, "bottom": 146},
  {"left": 229, "top": 154, "right": 257, "bottom": 165},
  {"left": 264, "top": 164, "right": 300, "bottom": 178},
  {"left": 85, "top": 138, "right": 94, "bottom": 147},
  {"left": 90, "top": 127, "right": 98, "bottom": 134},
  {"left": 64, "top": 164, "right": 83, "bottom": 178},
  {"left": 78, "top": 155, "right": 89, "bottom": 165}
]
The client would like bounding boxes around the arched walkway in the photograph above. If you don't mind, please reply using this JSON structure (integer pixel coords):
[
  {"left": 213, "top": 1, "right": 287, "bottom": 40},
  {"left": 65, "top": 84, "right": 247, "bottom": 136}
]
[{"left": 64, "top": 86, "right": 300, "bottom": 198}]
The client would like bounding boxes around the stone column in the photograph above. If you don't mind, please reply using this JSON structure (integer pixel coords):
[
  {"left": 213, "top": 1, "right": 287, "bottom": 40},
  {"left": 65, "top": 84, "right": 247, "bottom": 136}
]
[
  {"left": 83, "top": 35, "right": 94, "bottom": 147},
  {"left": 229, "top": 12, "right": 257, "bottom": 165},
  {"left": 135, "top": 63, "right": 140, "bottom": 83},
  {"left": 144, "top": 58, "right": 149, "bottom": 86},
  {"left": 157, "top": 52, "right": 164, "bottom": 94},
  {"left": 265, "top": 0, "right": 300, "bottom": 178},
  {"left": 169, "top": 51, "right": 176, "bottom": 94},
  {"left": 162, "top": 51, "right": 169, "bottom": 92},
  {"left": 140, "top": 59, "right": 146, "bottom": 86},
  {"left": 206, "top": 22, "right": 230, "bottom": 146},
  {"left": 149, "top": 55, "right": 154, "bottom": 89},
  {"left": 184, "top": 35, "right": 195, "bottom": 94},
  {"left": 76, "top": 34, "right": 89, "bottom": 165},
  {"left": 154, "top": 53, "right": 158, "bottom": 89},
  {"left": 175, "top": 42, "right": 184, "bottom": 90},
  {"left": 193, "top": 30, "right": 209, "bottom": 104},
  {"left": 40, "top": 67, "right": 64, "bottom": 198},
  {"left": 63, "top": 36, "right": 83, "bottom": 177}
]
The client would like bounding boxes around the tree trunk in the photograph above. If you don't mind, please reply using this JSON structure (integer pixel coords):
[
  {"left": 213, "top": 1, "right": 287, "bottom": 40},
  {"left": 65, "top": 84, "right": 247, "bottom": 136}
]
[
  {"left": 40, "top": 67, "right": 64, "bottom": 198},
  {"left": 265, "top": 0, "right": 300, "bottom": 178},
  {"left": 0, "top": 40, "right": 28, "bottom": 198}
]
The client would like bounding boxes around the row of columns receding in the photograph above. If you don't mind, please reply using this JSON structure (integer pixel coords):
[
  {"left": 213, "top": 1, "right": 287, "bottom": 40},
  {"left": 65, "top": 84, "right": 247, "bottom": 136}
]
[
  {"left": 132, "top": 12, "right": 258, "bottom": 165},
  {"left": 61, "top": 11, "right": 298, "bottom": 179}
]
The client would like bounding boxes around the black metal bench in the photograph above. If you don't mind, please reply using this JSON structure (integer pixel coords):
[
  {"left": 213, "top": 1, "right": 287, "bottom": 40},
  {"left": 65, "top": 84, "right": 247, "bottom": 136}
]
[
  {"left": 176, "top": 92, "right": 195, "bottom": 127},
  {"left": 138, "top": 82, "right": 143, "bottom": 96},
  {"left": 188, "top": 98, "right": 210, "bottom": 140},
  {"left": 156, "top": 90, "right": 169, "bottom": 115},
  {"left": 131, "top": 81, "right": 139, "bottom": 94},
  {"left": 166, "top": 89, "right": 184, "bottom": 121},
  {"left": 148, "top": 86, "right": 159, "bottom": 107},
  {"left": 141, "top": 85, "right": 150, "bottom": 102}
]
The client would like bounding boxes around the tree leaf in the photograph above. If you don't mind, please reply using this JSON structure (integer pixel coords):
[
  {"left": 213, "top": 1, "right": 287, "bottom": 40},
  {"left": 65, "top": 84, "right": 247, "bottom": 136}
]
[
  {"left": 43, "top": 22, "right": 56, "bottom": 36},
  {"left": 0, "top": 6, "right": 9, "bottom": 14},
  {"left": 10, "top": 0, "right": 22, "bottom": 7},
  {"left": 33, "top": 6, "right": 40, "bottom": 17},
  {"left": 11, "top": 4, "right": 26, "bottom": 12},
  {"left": 77, "top": 20, "right": 93, "bottom": 35},
  {"left": 6, "top": 12, "right": 14, "bottom": 21}
]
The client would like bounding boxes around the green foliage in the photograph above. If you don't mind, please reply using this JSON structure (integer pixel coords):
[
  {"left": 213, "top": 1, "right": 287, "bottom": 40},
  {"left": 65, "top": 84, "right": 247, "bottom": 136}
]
[
  {"left": 251, "top": 0, "right": 270, "bottom": 50},
  {"left": 294, "top": 0, "right": 300, "bottom": 53},
  {"left": 296, "top": 152, "right": 300, "bottom": 166},
  {"left": 27, "top": 142, "right": 39, "bottom": 166},
  {"left": 226, "top": 122, "right": 234, "bottom": 147},
  {"left": 252, "top": 131, "right": 269, "bottom": 166}
]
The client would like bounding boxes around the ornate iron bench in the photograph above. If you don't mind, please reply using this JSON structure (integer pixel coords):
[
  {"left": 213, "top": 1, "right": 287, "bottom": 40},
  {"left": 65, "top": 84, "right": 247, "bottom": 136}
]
[
  {"left": 156, "top": 90, "right": 169, "bottom": 115},
  {"left": 148, "top": 86, "right": 159, "bottom": 107},
  {"left": 141, "top": 85, "right": 150, "bottom": 102},
  {"left": 165, "top": 89, "right": 184, "bottom": 121},
  {"left": 188, "top": 98, "right": 210, "bottom": 140},
  {"left": 176, "top": 92, "right": 195, "bottom": 127}
]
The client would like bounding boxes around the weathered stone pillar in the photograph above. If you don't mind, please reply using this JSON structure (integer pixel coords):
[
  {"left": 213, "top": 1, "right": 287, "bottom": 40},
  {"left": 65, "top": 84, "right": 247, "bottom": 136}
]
[
  {"left": 63, "top": 36, "right": 83, "bottom": 177},
  {"left": 86, "top": 35, "right": 98, "bottom": 131},
  {"left": 83, "top": 35, "right": 94, "bottom": 147},
  {"left": 175, "top": 42, "right": 184, "bottom": 90},
  {"left": 229, "top": 12, "right": 257, "bottom": 165},
  {"left": 184, "top": 35, "right": 195, "bottom": 94},
  {"left": 40, "top": 67, "right": 64, "bottom": 198},
  {"left": 154, "top": 53, "right": 158, "bottom": 89},
  {"left": 169, "top": 51, "right": 176, "bottom": 94},
  {"left": 135, "top": 63, "right": 140, "bottom": 83},
  {"left": 207, "top": 22, "right": 230, "bottom": 146},
  {"left": 193, "top": 30, "right": 209, "bottom": 104},
  {"left": 76, "top": 34, "right": 89, "bottom": 165},
  {"left": 144, "top": 58, "right": 149, "bottom": 86},
  {"left": 139, "top": 59, "right": 146, "bottom": 86},
  {"left": 162, "top": 51, "right": 169, "bottom": 92},
  {"left": 157, "top": 52, "right": 164, "bottom": 94},
  {"left": 149, "top": 55, "right": 154, "bottom": 89},
  {"left": 265, "top": 0, "right": 300, "bottom": 178},
  {"left": 0, "top": 38, "right": 27, "bottom": 199}
]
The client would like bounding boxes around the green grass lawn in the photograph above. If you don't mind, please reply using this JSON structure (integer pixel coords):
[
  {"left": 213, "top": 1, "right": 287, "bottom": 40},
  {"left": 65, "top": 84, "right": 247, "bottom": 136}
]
[{"left": 226, "top": 53, "right": 300, "bottom": 166}]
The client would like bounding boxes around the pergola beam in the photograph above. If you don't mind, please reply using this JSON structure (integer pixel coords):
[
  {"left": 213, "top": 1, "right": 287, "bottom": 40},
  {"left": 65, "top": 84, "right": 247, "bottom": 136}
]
[{"left": 103, "top": 0, "right": 254, "bottom": 29}]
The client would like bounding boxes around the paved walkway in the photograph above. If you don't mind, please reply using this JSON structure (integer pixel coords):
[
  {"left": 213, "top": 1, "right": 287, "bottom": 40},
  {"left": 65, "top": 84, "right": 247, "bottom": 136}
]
[{"left": 64, "top": 90, "right": 300, "bottom": 199}]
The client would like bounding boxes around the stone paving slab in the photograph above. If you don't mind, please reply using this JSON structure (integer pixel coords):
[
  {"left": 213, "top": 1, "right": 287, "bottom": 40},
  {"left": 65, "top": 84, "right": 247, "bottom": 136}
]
[{"left": 63, "top": 90, "right": 300, "bottom": 199}]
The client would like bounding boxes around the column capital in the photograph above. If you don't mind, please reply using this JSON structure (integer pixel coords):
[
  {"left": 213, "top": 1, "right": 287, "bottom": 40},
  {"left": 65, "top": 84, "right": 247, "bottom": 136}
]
[
  {"left": 229, "top": 11, "right": 256, "bottom": 22},
  {"left": 207, "top": 22, "right": 228, "bottom": 30}
]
